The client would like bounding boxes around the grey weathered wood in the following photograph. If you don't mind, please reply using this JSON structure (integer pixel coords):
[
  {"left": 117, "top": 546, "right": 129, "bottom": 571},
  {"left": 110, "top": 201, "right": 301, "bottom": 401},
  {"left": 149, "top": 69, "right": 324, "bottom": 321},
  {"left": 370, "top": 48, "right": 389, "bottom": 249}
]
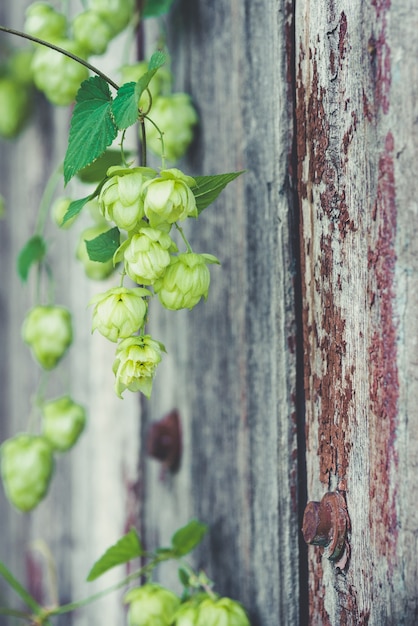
[
  {"left": 142, "top": 2, "right": 299, "bottom": 626},
  {"left": 296, "top": 0, "right": 418, "bottom": 623}
]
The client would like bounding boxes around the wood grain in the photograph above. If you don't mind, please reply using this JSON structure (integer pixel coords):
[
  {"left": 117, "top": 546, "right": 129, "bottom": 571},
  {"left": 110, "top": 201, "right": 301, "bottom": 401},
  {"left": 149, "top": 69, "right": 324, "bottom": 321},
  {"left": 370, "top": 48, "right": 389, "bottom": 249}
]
[{"left": 296, "top": 0, "right": 418, "bottom": 623}]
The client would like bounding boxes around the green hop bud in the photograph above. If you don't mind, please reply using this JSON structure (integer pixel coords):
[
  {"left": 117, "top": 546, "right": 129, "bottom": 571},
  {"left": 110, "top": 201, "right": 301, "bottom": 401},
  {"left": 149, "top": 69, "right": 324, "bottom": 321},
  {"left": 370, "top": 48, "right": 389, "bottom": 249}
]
[
  {"left": 0, "top": 77, "right": 30, "bottom": 139},
  {"left": 154, "top": 253, "right": 220, "bottom": 311},
  {"left": 9, "top": 48, "right": 35, "bottom": 86},
  {"left": 145, "top": 94, "right": 198, "bottom": 163},
  {"left": 22, "top": 305, "right": 73, "bottom": 370},
  {"left": 124, "top": 583, "right": 180, "bottom": 626},
  {"left": 1, "top": 434, "right": 54, "bottom": 512},
  {"left": 76, "top": 224, "right": 116, "bottom": 281},
  {"left": 89, "top": 287, "right": 150, "bottom": 342},
  {"left": 112, "top": 335, "right": 165, "bottom": 398},
  {"left": 115, "top": 227, "right": 177, "bottom": 285},
  {"left": 173, "top": 598, "right": 206, "bottom": 626},
  {"left": 24, "top": 2, "right": 67, "bottom": 42},
  {"left": 90, "top": 0, "right": 135, "bottom": 36},
  {"left": 143, "top": 169, "right": 198, "bottom": 228},
  {"left": 31, "top": 39, "right": 89, "bottom": 106},
  {"left": 72, "top": 10, "right": 114, "bottom": 56},
  {"left": 42, "top": 396, "right": 86, "bottom": 452},
  {"left": 196, "top": 598, "right": 250, "bottom": 626},
  {"left": 51, "top": 196, "right": 77, "bottom": 229},
  {"left": 99, "top": 166, "right": 156, "bottom": 232}
]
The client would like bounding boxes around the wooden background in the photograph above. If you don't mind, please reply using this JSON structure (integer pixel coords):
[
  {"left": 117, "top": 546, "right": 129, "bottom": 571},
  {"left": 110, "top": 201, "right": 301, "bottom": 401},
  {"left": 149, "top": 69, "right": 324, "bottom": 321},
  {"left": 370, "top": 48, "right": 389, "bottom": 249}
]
[{"left": 1, "top": 0, "right": 418, "bottom": 625}]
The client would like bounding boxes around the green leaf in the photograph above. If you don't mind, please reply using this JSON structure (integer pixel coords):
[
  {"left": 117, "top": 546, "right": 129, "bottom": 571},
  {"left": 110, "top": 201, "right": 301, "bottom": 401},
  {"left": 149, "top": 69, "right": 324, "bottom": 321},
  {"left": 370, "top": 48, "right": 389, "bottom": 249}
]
[
  {"left": 85, "top": 227, "right": 120, "bottom": 262},
  {"left": 17, "top": 235, "right": 47, "bottom": 282},
  {"left": 76, "top": 150, "right": 124, "bottom": 183},
  {"left": 143, "top": 0, "right": 175, "bottom": 17},
  {"left": 178, "top": 566, "right": 191, "bottom": 587},
  {"left": 112, "top": 82, "right": 138, "bottom": 130},
  {"left": 192, "top": 171, "right": 245, "bottom": 214},
  {"left": 148, "top": 50, "right": 166, "bottom": 72},
  {"left": 86, "top": 528, "right": 144, "bottom": 582},
  {"left": 64, "top": 76, "right": 117, "bottom": 184},
  {"left": 62, "top": 195, "right": 91, "bottom": 226},
  {"left": 134, "top": 52, "right": 167, "bottom": 105},
  {"left": 171, "top": 520, "right": 208, "bottom": 557},
  {"left": 113, "top": 52, "right": 166, "bottom": 130}
]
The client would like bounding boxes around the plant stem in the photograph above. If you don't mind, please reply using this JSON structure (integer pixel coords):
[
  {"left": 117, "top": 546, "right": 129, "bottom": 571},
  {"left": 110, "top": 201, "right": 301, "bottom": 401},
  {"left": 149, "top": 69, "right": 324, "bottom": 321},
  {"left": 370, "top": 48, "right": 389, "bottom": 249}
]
[
  {"left": 35, "top": 164, "right": 62, "bottom": 237},
  {"left": 175, "top": 223, "right": 193, "bottom": 253},
  {"left": 0, "top": 561, "right": 42, "bottom": 616},
  {"left": 139, "top": 119, "right": 147, "bottom": 167},
  {"left": 46, "top": 557, "right": 162, "bottom": 617},
  {"left": 0, "top": 25, "right": 120, "bottom": 91},
  {"left": 143, "top": 115, "right": 166, "bottom": 169}
]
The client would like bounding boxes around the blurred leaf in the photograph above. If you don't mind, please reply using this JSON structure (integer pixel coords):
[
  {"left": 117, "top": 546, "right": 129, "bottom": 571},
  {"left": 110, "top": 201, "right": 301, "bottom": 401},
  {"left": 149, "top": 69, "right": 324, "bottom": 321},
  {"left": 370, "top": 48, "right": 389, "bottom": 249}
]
[
  {"left": 171, "top": 520, "right": 208, "bottom": 557},
  {"left": 143, "top": 0, "right": 175, "bottom": 18},
  {"left": 86, "top": 528, "right": 144, "bottom": 582},
  {"left": 17, "top": 235, "right": 46, "bottom": 282},
  {"left": 76, "top": 150, "right": 124, "bottom": 183}
]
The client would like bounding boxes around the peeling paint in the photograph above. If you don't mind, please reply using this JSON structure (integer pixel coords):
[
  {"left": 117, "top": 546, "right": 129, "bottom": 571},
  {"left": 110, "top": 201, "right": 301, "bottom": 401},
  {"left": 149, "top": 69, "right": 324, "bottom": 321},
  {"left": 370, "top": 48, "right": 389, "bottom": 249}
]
[
  {"left": 309, "top": 551, "right": 332, "bottom": 625},
  {"left": 369, "top": 0, "right": 392, "bottom": 115},
  {"left": 367, "top": 131, "right": 399, "bottom": 570}
]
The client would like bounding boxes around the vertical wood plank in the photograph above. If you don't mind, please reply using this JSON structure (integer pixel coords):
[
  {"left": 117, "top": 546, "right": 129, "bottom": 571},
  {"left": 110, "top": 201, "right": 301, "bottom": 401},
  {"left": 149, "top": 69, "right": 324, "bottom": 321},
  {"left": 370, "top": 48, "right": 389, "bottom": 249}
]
[
  {"left": 142, "top": 2, "right": 300, "bottom": 625},
  {"left": 296, "top": 0, "right": 418, "bottom": 623}
]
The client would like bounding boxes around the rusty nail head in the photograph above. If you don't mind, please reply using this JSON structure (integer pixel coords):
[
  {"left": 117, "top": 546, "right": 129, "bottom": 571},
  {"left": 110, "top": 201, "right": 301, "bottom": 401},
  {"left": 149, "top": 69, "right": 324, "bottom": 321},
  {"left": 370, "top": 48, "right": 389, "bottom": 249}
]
[
  {"left": 146, "top": 409, "right": 182, "bottom": 472},
  {"left": 302, "top": 491, "right": 349, "bottom": 561}
]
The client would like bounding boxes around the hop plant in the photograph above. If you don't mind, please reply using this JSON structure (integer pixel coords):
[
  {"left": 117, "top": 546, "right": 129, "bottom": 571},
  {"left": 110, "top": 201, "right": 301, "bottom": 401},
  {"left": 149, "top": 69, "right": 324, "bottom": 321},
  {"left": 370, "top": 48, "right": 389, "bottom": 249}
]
[
  {"left": 42, "top": 396, "right": 86, "bottom": 452},
  {"left": 24, "top": 2, "right": 67, "bottom": 42},
  {"left": 1, "top": 434, "right": 54, "bottom": 512},
  {"left": 99, "top": 166, "right": 156, "bottom": 232},
  {"left": 145, "top": 94, "right": 198, "bottom": 163},
  {"left": 0, "top": 77, "right": 30, "bottom": 139},
  {"left": 124, "top": 583, "right": 180, "bottom": 626},
  {"left": 76, "top": 223, "right": 116, "bottom": 281},
  {"left": 112, "top": 335, "right": 165, "bottom": 398},
  {"left": 173, "top": 597, "right": 206, "bottom": 626},
  {"left": 116, "top": 226, "right": 177, "bottom": 285},
  {"left": 51, "top": 196, "right": 78, "bottom": 229},
  {"left": 143, "top": 169, "right": 198, "bottom": 228},
  {"left": 8, "top": 48, "right": 35, "bottom": 86},
  {"left": 31, "top": 39, "right": 89, "bottom": 106},
  {"left": 120, "top": 61, "right": 171, "bottom": 109},
  {"left": 195, "top": 597, "right": 250, "bottom": 626},
  {"left": 22, "top": 305, "right": 73, "bottom": 370},
  {"left": 89, "top": 0, "right": 135, "bottom": 37},
  {"left": 72, "top": 10, "right": 114, "bottom": 56},
  {"left": 89, "top": 287, "right": 150, "bottom": 342},
  {"left": 154, "top": 253, "right": 220, "bottom": 311}
]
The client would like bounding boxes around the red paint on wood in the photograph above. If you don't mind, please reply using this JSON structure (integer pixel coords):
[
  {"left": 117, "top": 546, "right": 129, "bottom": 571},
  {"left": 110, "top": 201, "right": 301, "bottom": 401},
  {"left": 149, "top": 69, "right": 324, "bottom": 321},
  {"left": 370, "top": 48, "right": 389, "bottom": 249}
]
[
  {"left": 313, "top": 235, "right": 353, "bottom": 486},
  {"left": 367, "top": 131, "right": 399, "bottom": 570},
  {"left": 338, "top": 12, "right": 348, "bottom": 64},
  {"left": 369, "top": 0, "right": 391, "bottom": 115},
  {"left": 308, "top": 550, "right": 332, "bottom": 626}
]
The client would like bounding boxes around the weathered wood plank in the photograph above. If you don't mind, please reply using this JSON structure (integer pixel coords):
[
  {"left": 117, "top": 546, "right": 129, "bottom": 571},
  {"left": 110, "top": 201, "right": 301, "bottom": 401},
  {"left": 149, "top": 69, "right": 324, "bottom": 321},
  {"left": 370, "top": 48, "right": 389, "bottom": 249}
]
[
  {"left": 142, "top": 2, "right": 300, "bottom": 625},
  {"left": 296, "top": 0, "right": 418, "bottom": 623}
]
